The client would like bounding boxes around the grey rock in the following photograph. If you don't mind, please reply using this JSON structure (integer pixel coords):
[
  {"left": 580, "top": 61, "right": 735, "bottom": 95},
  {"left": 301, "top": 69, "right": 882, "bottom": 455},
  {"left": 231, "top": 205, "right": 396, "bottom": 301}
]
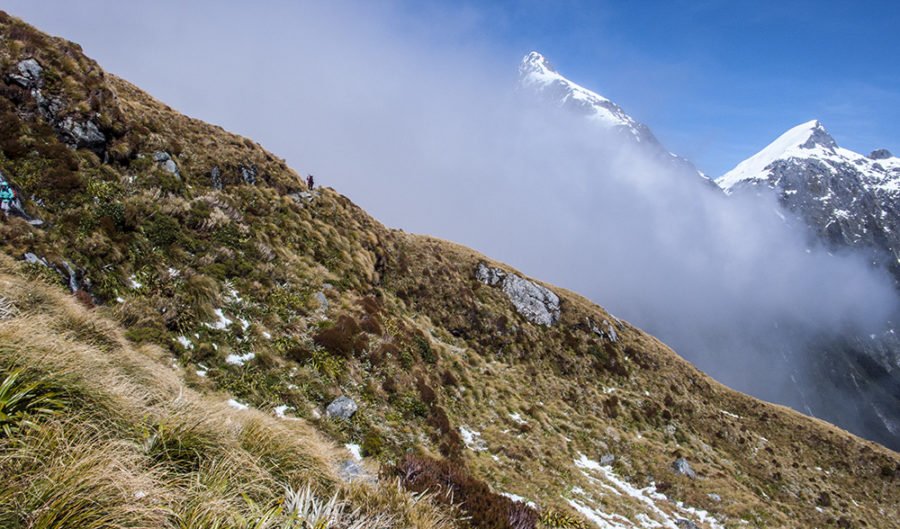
[
  {"left": 210, "top": 166, "right": 223, "bottom": 190},
  {"left": 476, "top": 263, "right": 560, "bottom": 326},
  {"left": 288, "top": 191, "right": 314, "bottom": 204},
  {"left": 676, "top": 520, "right": 699, "bottom": 529},
  {"left": 314, "top": 291, "right": 329, "bottom": 310},
  {"left": 672, "top": 457, "right": 696, "bottom": 479},
  {"left": 599, "top": 454, "right": 615, "bottom": 466},
  {"left": 338, "top": 459, "right": 373, "bottom": 483},
  {"left": 325, "top": 396, "right": 357, "bottom": 420},
  {"left": 153, "top": 151, "right": 180, "bottom": 178},
  {"left": 58, "top": 117, "right": 106, "bottom": 149},
  {"left": 868, "top": 149, "right": 893, "bottom": 160},
  {"left": 23, "top": 253, "right": 48, "bottom": 267},
  {"left": 9, "top": 58, "right": 43, "bottom": 88},
  {"left": 240, "top": 164, "right": 258, "bottom": 185},
  {"left": 707, "top": 493, "right": 721, "bottom": 502},
  {"left": 61, "top": 261, "right": 79, "bottom": 293}
]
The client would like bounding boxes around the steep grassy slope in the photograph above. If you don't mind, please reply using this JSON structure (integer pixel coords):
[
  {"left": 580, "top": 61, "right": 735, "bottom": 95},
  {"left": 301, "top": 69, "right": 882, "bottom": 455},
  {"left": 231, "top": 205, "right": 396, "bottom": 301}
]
[{"left": 0, "top": 12, "right": 897, "bottom": 529}]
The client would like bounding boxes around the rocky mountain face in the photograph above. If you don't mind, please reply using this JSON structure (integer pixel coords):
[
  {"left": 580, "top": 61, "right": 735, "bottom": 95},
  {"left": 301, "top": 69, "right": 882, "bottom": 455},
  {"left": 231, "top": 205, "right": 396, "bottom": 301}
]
[
  {"left": 0, "top": 13, "right": 898, "bottom": 529},
  {"left": 519, "top": 52, "right": 707, "bottom": 183},
  {"left": 718, "top": 120, "right": 900, "bottom": 282},
  {"left": 715, "top": 120, "right": 900, "bottom": 449}
]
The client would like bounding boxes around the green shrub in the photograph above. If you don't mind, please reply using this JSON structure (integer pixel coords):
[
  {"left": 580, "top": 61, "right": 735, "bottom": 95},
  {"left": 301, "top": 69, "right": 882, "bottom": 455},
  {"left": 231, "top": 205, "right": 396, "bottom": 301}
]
[{"left": 0, "top": 370, "right": 66, "bottom": 437}]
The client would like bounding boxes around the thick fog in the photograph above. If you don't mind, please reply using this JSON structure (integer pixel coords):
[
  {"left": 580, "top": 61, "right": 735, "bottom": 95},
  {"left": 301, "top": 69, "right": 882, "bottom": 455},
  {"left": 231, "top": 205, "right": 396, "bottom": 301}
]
[{"left": 7, "top": 2, "right": 899, "bottom": 437}]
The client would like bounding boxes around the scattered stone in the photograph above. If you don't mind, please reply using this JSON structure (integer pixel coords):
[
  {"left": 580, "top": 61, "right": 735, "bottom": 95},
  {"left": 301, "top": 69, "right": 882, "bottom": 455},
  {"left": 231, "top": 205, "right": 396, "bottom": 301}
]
[
  {"left": 326, "top": 396, "right": 357, "bottom": 420},
  {"left": 210, "top": 166, "right": 223, "bottom": 190},
  {"left": 676, "top": 520, "right": 699, "bottom": 529},
  {"left": 57, "top": 116, "right": 106, "bottom": 150},
  {"left": 153, "top": 151, "right": 180, "bottom": 178},
  {"left": 475, "top": 262, "right": 560, "bottom": 326},
  {"left": 599, "top": 454, "right": 615, "bottom": 466},
  {"left": 288, "top": 191, "right": 314, "bottom": 204},
  {"left": 707, "top": 493, "right": 721, "bottom": 503},
  {"left": 672, "top": 457, "right": 697, "bottom": 479}
]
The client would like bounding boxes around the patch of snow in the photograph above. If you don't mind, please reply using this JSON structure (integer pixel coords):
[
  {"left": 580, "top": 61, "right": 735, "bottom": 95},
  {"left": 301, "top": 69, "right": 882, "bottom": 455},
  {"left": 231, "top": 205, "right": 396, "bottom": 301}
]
[
  {"left": 572, "top": 454, "right": 725, "bottom": 529},
  {"left": 206, "top": 308, "right": 233, "bottom": 330},
  {"left": 274, "top": 404, "right": 292, "bottom": 418},
  {"left": 459, "top": 425, "right": 488, "bottom": 451},
  {"left": 500, "top": 492, "right": 537, "bottom": 509},
  {"left": 345, "top": 443, "right": 362, "bottom": 461},
  {"left": 128, "top": 275, "right": 143, "bottom": 289},
  {"left": 175, "top": 335, "right": 194, "bottom": 349},
  {"left": 227, "top": 398, "right": 249, "bottom": 411},
  {"left": 225, "top": 352, "right": 255, "bottom": 366},
  {"left": 509, "top": 412, "right": 528, "bottom": 425}
]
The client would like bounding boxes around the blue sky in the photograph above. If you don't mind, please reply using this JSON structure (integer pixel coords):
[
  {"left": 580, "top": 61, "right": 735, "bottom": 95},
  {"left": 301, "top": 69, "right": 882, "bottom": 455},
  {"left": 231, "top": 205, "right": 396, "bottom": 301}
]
[
  {"left": 402, "top": 0, "right": 900, "bottom": 175},
  {"left": 376, "top": 0, "right": 898, "bottom": 176},
  {"left": 6, "top": 0, "right": 900, "bottom": 176}
]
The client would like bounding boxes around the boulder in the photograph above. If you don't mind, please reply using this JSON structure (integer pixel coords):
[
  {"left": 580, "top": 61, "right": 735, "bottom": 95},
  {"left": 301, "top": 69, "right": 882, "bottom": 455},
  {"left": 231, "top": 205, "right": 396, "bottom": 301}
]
[
  {"left": 210, "top": 166, "right": 223, "bottom": 190},
  {"left": 240, "top": 164, "right": 258, "bottom": 185},
  {"left": 326, "top": 396, "right": 357, "bottom": 420},
  {"left": 9, "top": 58, "right": 43, "bottom": 88},
  {"left": 672, "top": 457, "right": 697, "bottom": 479},
  {"left": 57, "top": 116, "right": 106, "bottom": 150},
  {"left": 676, "top": 520, "right": 699, "bottom": 529},
  {"left": 153, "top": 151, "right": 180, "bottom": 178},
  {"left": 476, "top": 263, "right": 560, "bottom": 326}
]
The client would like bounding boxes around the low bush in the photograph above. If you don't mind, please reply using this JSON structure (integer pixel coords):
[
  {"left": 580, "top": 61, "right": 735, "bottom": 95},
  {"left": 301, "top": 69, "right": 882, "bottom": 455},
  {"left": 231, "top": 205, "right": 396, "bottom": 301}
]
[{"left": 390, "top": 453, "right": 538, "bottom": 529}]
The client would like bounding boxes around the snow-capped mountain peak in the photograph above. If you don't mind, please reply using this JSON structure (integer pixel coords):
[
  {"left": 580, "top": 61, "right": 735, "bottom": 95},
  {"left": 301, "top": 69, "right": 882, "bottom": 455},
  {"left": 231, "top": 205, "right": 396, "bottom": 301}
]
[
  {"left": 716, "top": 120, "right": 900, "bottom": 194},
  {"left": 519, "top": 50, "right": 651, "bottom": 143},
  {"left": 519, "top": 51, "right": 709, "bottom": 181}
]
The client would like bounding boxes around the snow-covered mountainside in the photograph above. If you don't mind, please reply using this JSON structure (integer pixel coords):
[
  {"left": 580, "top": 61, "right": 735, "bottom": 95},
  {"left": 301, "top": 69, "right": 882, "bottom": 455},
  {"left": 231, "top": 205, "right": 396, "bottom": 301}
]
[
  {"left": 519, "top": 52, "right": 707, "bottom": 181},
  {"left": 717, "top": 120, "right": 900, "bottom": 281}
]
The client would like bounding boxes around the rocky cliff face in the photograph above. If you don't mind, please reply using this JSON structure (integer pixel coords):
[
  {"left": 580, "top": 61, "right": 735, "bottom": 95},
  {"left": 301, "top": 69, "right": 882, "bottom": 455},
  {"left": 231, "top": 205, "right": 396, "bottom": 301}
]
[
  {"left": 716, "top": 120, "right": 900, "bottom": 448},
  {"left": 718, "top": 120, "right": 900, "bottom": 283}
]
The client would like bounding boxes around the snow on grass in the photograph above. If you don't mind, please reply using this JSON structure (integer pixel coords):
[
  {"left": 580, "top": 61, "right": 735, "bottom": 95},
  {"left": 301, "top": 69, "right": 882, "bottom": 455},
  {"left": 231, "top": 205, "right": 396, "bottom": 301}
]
[
  {"left": 509, "top": 412, "right": 528, "bottom": 425},
  {"left": 500, "top": 492, "right": 536, "bottom": 508},
  {"left": 206, "top": 308, "right": 233, "bottom": 330},
  {"left": 572, "top": 454, "right": 725, "bottom": 529},
  {"left": 459, "top": 425, "right": 487, "bottom": 451},
  {"left": 227, "top": 398, "right": 249, "bottom": 411},
  {"left": 345, "top": 443, "right": 362, "bottom": 461},
  {"left": 128, "top": 275, "right": 142, "bottom": 289},
  {"left": 225, "top": 352, "right": 255, "bottom": 366},
  {"left": 175, "top": 335, "right": 194, "bottom": 349}
]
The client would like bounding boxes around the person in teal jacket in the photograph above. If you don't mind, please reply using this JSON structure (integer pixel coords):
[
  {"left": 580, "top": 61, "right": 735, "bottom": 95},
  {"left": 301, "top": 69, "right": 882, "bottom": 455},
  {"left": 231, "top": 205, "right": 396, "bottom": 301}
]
[{"left": 0, "top": 182, "right": 16, "bottom": 216}]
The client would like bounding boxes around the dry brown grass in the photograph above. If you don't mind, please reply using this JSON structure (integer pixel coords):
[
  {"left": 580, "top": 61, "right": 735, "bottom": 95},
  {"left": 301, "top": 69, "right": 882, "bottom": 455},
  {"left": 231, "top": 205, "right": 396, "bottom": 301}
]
[{"left": 0, "top": 255, "right": 455, "bottom": 529}]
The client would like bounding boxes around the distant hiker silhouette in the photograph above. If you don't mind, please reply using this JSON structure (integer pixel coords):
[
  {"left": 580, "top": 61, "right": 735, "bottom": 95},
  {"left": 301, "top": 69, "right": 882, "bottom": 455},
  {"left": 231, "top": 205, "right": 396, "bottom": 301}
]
[
  {"left": 0, "top": 182, "right": 15, "bottom": 217},
  {"left": 306, "top": 174, "right": 314, "bottom": 190}
]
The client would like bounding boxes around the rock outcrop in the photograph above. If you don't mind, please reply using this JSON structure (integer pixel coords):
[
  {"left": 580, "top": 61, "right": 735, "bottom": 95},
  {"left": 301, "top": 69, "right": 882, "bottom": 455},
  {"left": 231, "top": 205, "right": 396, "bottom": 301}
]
[{"left": 476, "top": 263, "right": 560, "bottom": 326}]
